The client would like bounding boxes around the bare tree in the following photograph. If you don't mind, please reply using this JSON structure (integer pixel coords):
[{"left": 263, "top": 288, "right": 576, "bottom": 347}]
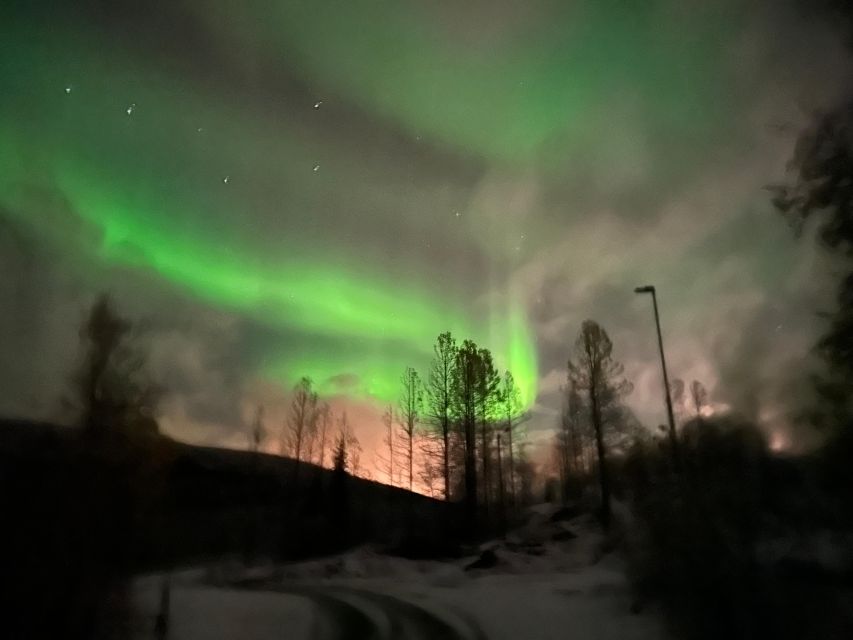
[
  {"left": 314, "top": 402, "right": 332, "bottom": 467},
  {"left": 568, "top": 320, "right": 632, "bottom": 528},
  {"left": 553, "top": 386, "right": 577, "bottom": 499},
  {"left": 553, "top": 425, "right": 571, "bottom": 502},
  {"left": 417, "top": 433, "right": 444, "bottom": 498},
  {"left": 555, "top": 381, "right": 588, "bottom": 501},
  {"left": 282, "top": 377, "right": 318, "bottom": 482},
  {"left": 70, "top": 294, "right": 160, "bottom": 435},
  {"left": 426, "top": 332, "right": 457, "bottom": 500},
  {"left": 398, "top": 367, "right": 423, "bottom": 491},
  {"left": 374, "top": 404, "right": 398, "bottom": 486}
]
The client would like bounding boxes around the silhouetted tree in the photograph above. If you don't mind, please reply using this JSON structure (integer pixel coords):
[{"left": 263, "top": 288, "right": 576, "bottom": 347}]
[
  {"left": 374, "top": 404, "right": 398, "bottom": 486},
  {"left": 336, "top": 411, "right": 362, "bottom": 476},
  {"left": 333, "top": 431, "right": 347, "bottom": 472},
  {"left": 475, "top": 347, "right": 500, "bottom": 511},
  {"left": 418, "top": 435, "right": 444, "bottom": 498},
  {"left": 568, "top": 320, "right": 632, "bottom": 527},
  {"left": 516, "top": 448, "right": 537, "bottom": 507},
  {"left": 501, "top": 370, "right": 523, "bottom": 506},
  {"left": 569, "top": 381, "right": 591, "bottom": 472},
  {"left": 314, "top": 402, "right": 332, "bottom": 468},
  {"left": 33, "top": 295, "right": 168, "bottom": 637},
  {"left": 454, "top": 339, "right": 480, "bottom": 527},
  {"left": 70, "top": 294, "right": 160, "bottom": 434},
  {"left": 282, "top": 377, "right": 317, "bottom": 479},
  {"left": 330, "top": 428, "right": 349, "bottom": 539},
  {"left": 771, "top": 101, "right": 853, "bottom": 426},
  {"left": 625, "top": 416, "right": 781, "bottom": 640},
  {"left": 555, "top": 380, "right": 588, "bottom": 500},
  {"left": 398, "top": 367, "right": 423, "bottom": 491},
  {"left": 249, "top": 405, "right": 266, "bottom": 453},
  {"left": 426, "top": 331, "right": 457, "bottom": 500}
]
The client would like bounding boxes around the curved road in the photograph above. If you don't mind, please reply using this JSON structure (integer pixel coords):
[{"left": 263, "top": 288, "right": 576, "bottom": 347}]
[{"left": 236, "top": 580, "right": 487, "bottom": 640}]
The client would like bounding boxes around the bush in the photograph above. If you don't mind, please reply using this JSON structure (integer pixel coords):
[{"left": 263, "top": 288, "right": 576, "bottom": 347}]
[{"left": 624, "top": 416, "right": 851, "bottom": 640}]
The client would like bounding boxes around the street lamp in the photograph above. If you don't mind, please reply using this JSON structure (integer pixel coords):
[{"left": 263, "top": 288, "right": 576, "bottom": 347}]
[{"left": 634, "top": 285, "right": 679, "bottom": 464}]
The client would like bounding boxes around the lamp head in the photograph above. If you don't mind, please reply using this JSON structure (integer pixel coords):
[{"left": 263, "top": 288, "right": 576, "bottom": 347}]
[{"left": 634, "top": 285, "right": 655, "bottom": 294}]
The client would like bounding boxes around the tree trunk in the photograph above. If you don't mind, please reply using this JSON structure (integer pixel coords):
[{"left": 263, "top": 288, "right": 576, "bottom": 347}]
[
  {"left": 408, "top": 427, "right": 414, "bottom": 491},
  {"left": 589, "top": 381, "right": 610, "bottom": 528},
  {"left": 480, "top": 417, "right": 490, "bottom": 516},
  {"left": 464, "top": 413, "right": 477, "bottom": 533},
  {"left": 442, "top": 421, "right": 450, "bottom": 501},
  {"left": 507, "top": 419, "right": 515, "bottom": 508},
  {"left": 497, "top": 433, "right": 506, "bottom": 533}
]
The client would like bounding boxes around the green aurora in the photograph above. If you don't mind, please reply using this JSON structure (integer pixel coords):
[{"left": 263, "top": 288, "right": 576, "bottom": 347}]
[
  {"left": 1, "top": 5, "right": 550, "bottom": 407},
  {"left": 0, "top": 1, "right": 745, "bottom": 420}
]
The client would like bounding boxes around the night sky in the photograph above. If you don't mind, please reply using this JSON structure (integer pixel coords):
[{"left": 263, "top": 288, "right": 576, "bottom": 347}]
[{"left": 1, "top": 1, "right": 851, "bottom": 459}]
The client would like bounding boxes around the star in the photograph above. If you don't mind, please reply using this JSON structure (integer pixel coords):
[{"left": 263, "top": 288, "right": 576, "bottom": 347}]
[
  {"left": 313, "top": 164, "right": 320, "bottom": 172},
  {"left": 223, "top": 176, "right": 229, "bottom": 184},
  {"left": 314, "top": 101, "right": 323, "bottom": 109},
  {"left": 126, "top": 103, "right": 136, "bottom": 116},
  {"left": 64, "top": 86, "right": 72, "bottom": 94}
]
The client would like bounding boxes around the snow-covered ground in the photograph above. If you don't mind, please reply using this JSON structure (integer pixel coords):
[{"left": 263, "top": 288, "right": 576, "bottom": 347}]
[
  {"left": 128, "top": 505, "right": 669, "bottom": 639},
  {"left": 129, "top": 580, "right": 313, "bottom": 640}
]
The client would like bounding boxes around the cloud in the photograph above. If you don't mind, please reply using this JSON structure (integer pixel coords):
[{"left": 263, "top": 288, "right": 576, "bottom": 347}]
[{"left": 1, "top": 0, "right": 852, "bottom": 456}]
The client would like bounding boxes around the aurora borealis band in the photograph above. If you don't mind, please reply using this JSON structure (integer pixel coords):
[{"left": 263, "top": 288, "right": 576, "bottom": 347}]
[
  {"left": 2, "top": 1, "right": 851, "bottom": 451},
  {"left": 2, "top": 1, "right": 548, "bottom": 409}
]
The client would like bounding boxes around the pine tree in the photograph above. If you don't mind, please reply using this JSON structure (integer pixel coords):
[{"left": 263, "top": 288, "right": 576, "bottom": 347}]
[
  {"left": 501, "top": 371, "right": 522, "bottom": 506},
  {"left": 475, "top": 348, "right": 500, "bottom": 512},
  {"left": 426, "top": 332, "right": 457, "bottom": 500},
  {"left": 454, "top": 340, "right": 480, "bottom": 527}
]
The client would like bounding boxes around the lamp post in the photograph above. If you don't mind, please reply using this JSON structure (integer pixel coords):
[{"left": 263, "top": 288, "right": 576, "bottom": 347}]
[{"left": 634, "top": 285, "right": 679, "bottom": 464}]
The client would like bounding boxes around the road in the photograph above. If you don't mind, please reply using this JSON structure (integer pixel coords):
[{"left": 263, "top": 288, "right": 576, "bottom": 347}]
[{"left": 235, "top": 580, "right": 487, "bottom": 640}]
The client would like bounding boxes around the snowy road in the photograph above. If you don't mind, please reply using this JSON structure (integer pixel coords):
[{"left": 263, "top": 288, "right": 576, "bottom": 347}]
[
  {"left": 129, "top": 508, "right": 668, "bottom": 640},
  {"left": 237, "top": 583, "right": 487, "bottom": 640},
  {"left": 130, "top": 578, "right": 487, "bottom": 640}
]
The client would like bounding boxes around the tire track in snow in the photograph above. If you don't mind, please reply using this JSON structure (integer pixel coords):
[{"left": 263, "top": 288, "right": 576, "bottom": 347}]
[{"left": 235, "top": 580, "right": 487, "bottom": 640}]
